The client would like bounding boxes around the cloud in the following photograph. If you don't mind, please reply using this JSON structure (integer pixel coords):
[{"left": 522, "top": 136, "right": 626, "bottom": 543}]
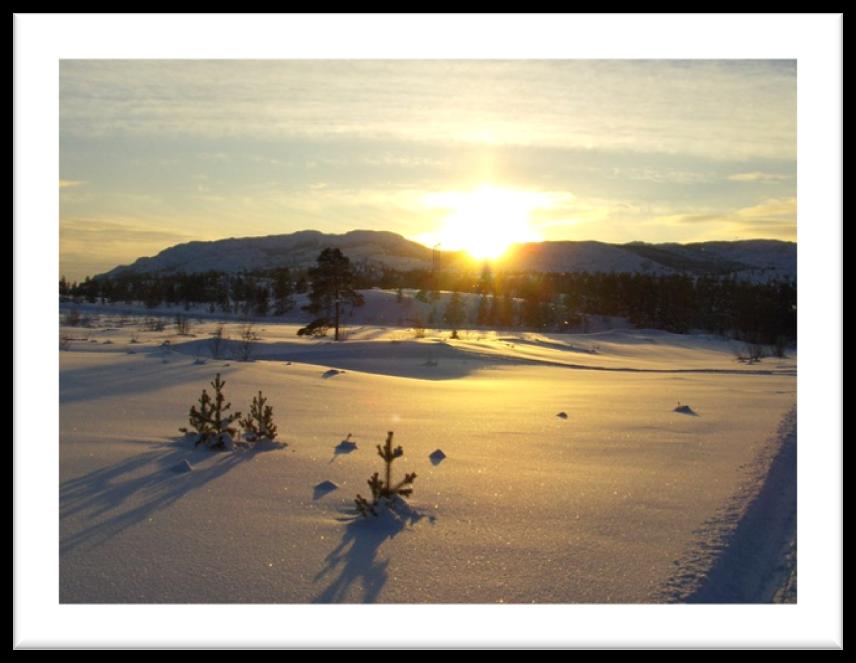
[
  {"left": 669, "top": 213, "right": 724, "bottom": 225},
  {"left": 727, "top": 172, "right": 792, "bottom": 183},
  {"left": 59, "top": 218, "right": 197, "bottom": 281},
  {"left": 734, "top": 197, "right": 797, "bottom": 221},
  {"left": 60, "top": 218, "right": 193, "bottom": 247},
  {"left": 652, "top": 197, "right": 796, "bottom": 240},
  {"left": 57, "top": 61, "right": 797, "bottom": 253},
  {"left": 60, "top": 60, "right": 796, "bottom": 161}
]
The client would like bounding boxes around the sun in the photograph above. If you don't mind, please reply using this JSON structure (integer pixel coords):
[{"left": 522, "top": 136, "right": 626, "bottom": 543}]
[{"left": 425, "top": 186, "right": 543, "bottom": 261}]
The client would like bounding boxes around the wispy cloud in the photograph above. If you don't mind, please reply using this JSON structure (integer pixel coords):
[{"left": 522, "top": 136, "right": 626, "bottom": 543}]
[
  {"left": 59, "top": 60, "right": 797, "bottom": 278},
  {"left": 727, "top": 172, "right": 792, "bottom": 183},
  {"left": 61, "top": 218, "right": 194, "bottom": 247},
  {"left": 60, "top": 218, "right": 197, "bottom": 279},
  {"left": 734, "top": 197, "right": 797, "bottom": 223},
  {"left": 60, "top": 60, "right": 797, "bottom": 160},
  {"left": 652, "top": 197, "right": 796, "bottom": 240}
]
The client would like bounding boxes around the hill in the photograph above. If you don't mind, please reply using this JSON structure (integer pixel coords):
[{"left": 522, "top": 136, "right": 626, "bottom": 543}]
[{"left": 101, "top": 230, "right": 795, "bottom": 282}]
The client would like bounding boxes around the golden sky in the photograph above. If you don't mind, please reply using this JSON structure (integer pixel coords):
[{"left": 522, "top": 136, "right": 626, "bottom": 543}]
[{"left": 60, "top": 60, "right": 796, "bottom": 280}]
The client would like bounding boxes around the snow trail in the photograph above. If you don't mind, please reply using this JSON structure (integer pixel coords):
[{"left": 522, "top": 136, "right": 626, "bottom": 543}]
[{"left": 661, "top": 406, "right": 796, "bottom": 603}]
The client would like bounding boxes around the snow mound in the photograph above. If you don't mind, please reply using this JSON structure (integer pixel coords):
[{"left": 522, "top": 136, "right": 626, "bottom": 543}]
[
  {"left": 251, "top": 438, "right": 286, "bottom": 452},
  {"left": 351, "top": 495, "right": 429, "bottom": 526},
  {"left": 429, "top": 449, "right": 446, "bottom": 465},
  {"left": 335, "top": 438, "right": 358, "bottom": 454},
  {"left": 674, "top": 404, "right": 698, "bottom": 416},
  {"left": 314, "top": 480, "right": 339, "bottom": 500},
  {"left": 172, "top": 459, "right": 193, "bottom": 473},
  {"left": 213, "top": 432, "right": 236, "bottom": 450}
]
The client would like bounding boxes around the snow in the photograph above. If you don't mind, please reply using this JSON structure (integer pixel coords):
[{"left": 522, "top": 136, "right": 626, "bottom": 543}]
[
  {"left": 429, "top": 450, "right": 446, "bottom": 465},
  {"left": 172, "top": 459, "right": 193, "bottom": 474},
  {"left": 59, "top": 315, "right": 797, "bottom": 603},
  {"left": 103, "top": 230, "right": 795, "bottom": 282},
  {"left": 314, "top": 481, "right": 339, "bottom": 500},
  {"left": 334, "top": 437, "right": 358, "bottom": 455}
]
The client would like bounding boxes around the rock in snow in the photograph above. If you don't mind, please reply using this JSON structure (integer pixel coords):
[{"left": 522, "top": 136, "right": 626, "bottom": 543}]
[{"left": 556, "top": 411, "right": 569, "bottom": 419}]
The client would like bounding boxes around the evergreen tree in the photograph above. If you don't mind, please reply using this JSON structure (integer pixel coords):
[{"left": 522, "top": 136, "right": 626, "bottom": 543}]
[
  {"left": 207, "top": 373, "right": 241, "bottom": 449},
  {"left": 240, "top": 391, "right": 278, "bottom": 442},
  {"left": 179, "top": 388, "right": 215, "bottom": 444},
  {"left": 476, "top": 294, "right": 490, "bottom": 326},
  {"left": 497, "top": 292, "right": 515, "bottom": 328},
  {"left": 179, "top": 374, "right": 241, "bottom": 449},
  {"left": 254, "top": 284, "right": 270, "bottom": 316},
  {"left": 478, "top": 262, "right": 494, "bottom": 294},
  {"left": 304, "top": 248, "right": 364, "bottom": 341},
  {"left": 354, "top": 431, "right": 417, "bottom": 517},
  {"left": 443, "top": 291, "right": 465, "bottom": 338},
  {"left": 273, "top": 269, "right": 295, "bottom": 315}
]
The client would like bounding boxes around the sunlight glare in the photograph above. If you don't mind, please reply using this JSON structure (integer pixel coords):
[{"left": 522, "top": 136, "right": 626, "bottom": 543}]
[{"left": 424, "top": 186, "right": 545, "bottom": 261}]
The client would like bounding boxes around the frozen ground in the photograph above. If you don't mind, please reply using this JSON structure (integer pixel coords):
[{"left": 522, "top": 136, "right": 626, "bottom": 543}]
[{"left": 59, "top": 313, "right": 796, "bottom": 603}]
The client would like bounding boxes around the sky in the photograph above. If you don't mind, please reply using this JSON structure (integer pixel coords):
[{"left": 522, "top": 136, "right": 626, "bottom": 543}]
[{"left": 59, "top": 59, "right": 797, "bottom": 281}]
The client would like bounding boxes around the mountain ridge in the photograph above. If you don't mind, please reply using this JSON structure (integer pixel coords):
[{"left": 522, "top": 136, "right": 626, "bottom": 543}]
[{"left": 100, "top": 230, "right": 796, "bottom": 282}]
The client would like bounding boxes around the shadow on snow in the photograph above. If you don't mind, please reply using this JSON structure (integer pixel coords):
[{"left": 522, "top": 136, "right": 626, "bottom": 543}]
[
  {"left": 312, "top": 503, "right": 434, "bottom": 603},
  {"left": 59, "top": 439, "right": 279, "bottom": 555}
]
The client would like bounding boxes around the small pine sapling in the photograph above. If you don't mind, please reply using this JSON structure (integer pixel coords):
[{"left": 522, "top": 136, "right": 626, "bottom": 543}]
[
  {"left": 208, "top": 373, "right": 241, "bottom": 449},
  {"left": 240, "top": 390, "right": 278, "bottom": 442},
  {"left": 354, "top": 431, "right": 417, "bottom": 517},
  {"left": 179, "top": 373, "right": 241, "bottom": 449},
  {"left": 179, "top": 387, "right": 215, "bottom": 445}
]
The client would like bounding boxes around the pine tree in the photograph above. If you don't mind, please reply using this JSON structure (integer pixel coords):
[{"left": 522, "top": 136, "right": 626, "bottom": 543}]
[
  {"left": 304, "top": 248, "right": 364, "bottom": 341},
  {"left": 354, "top": 431, "right": 417, "bottom": 517},
  {"left": 498, "top": 292, "right": 515, "bottom": 328},
  {"left": 179, "top": 388, "right": 215, "bottom": 445},
  {"left": 240, "top": 391, "right": 278, "bottom": 442},
  {"left": 180, "top": 373, "right": 241, "bottom": 449},
  {"left": 273, "top": 269, "right": 295, "bottom": 315},
  {"left": 476, "top": 293, "right": 490, "bottom": 326},
  {"left": 444, "top": 291, "right": 465, "bottom": 338},
  {"left": 254, "top": 284, "right": 270, "bottom": 316},
  {"left": 207, "top": 373, "right": 241, "bottom": 449}
]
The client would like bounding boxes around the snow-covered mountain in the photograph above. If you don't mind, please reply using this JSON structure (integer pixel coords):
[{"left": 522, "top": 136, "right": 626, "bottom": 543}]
[
  {"left": 503, "top": 239, "right": 795, "bottom": 281},
  {"left": 101, "top": 230, "right": 796, "bottom": 281},
  {"left": 102, "top": 230, "right": 434, "bottom": 278}
]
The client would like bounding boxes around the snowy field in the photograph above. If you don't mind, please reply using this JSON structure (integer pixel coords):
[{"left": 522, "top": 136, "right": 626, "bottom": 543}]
[{"left": 59, "top": 311, "right": 797, "bottom": 603}]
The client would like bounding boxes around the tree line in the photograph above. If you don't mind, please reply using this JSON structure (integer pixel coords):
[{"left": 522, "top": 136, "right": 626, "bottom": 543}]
[{"left": 61, "top": 255, "right": 795, "bottom": 345}]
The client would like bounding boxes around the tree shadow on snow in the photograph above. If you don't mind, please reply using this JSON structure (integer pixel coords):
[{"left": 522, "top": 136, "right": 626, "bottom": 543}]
[
  {"left": 59, "top": 355, "right": 209, "bottom": 404},
  {"left": 59, "top": 439, "right": 269, "bottom": 555},
  {"left": 312, "top": 503, "right": 434, "bottom": 603}
]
